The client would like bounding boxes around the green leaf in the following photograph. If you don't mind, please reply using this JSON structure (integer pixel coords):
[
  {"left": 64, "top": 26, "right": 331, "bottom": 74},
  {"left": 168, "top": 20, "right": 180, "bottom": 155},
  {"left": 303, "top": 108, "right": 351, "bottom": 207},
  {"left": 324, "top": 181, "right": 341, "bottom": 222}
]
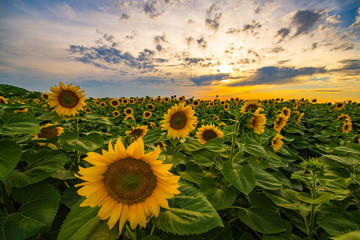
[
  {"left": 193, "top": 149, "right": 216, "bottom": 167},
  {"left": 211, "top": 187, "right": 237, "bottom": 210},
  {"left": 320, "top": 155, "right": 359, "bottom": 166},
  {"left": 297, "top": 192, "right": 332, "bottom": 204},
  {"left": 181, "top": 137, "right": 204, "bottom": 152},
  {"left": 59, "top": 132, "right": 104, "bottom": 153},
  {"left": 204, "top": 138, "right": 225, "bottom": 152},
  {"left": 242, "top": 143, "right": 268, "bottom": 158},
  {"left": 334, "top": 144, "right": 360, "bottom": 155},
  {"left": 165, "top": 152, "right": 186, "bottom": 166},
  {"left": 178, "top": 162, "right": 203, "bottom": 186},
  {"left": 0, "top": 114, "right": 40, "bottom": 135},
  {"left": 284, "top": 126, "right": 304, "bottom": 135},
  {"left": 270, "top": 189, "right": 301, "bottom": 210},
  {"left": 37, "top": 112, "right": 62, "bottom": 122},
  {"left": 143, "top": 127, "right": 166, "bottom": 144},
  {"left": 0, "top": 182, "right": 59, "bottom": 240},
  {"left": 252, "top": 166, "right": 282, "bottom": 190},
  {"left": 222, "top": 162, "right": 256, "bottom": 195},
  {"left": 3, "top": 149, "right": 67, "bottom": 187},
  {"left": 51, "top": 167, "right": 77, "bottom": 180},
  {"left": 80, "top": 114, "right": 113, "bottom": 125},
  {"left": 317, "top": 211, "right": 360, "bottom": 236},
  {"left": 262, "top": 220, "right": 293, "bottom": 240},
  {"left": 154, "top": 180, "right": 223, "bottom": 235},
  {"left": 0, "top": 140, "right": 22, "bottom": 179},
  {"left": 237, "top": 193, "right": 286, "bottom": 234},
  {"left": 332, "top": 230, "right": 360, "bottom": 240},
  {"left": 58, "top": 198, "right": 119, "bottom": 240}
]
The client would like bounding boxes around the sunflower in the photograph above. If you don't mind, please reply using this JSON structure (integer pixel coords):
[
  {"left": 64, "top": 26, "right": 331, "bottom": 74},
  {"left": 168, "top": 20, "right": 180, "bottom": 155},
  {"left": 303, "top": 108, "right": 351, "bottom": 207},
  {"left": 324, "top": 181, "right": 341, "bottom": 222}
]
[
  {"left": 41, "top": 93, "right": 49, "bottom": 101},
  {"left": 196, "top": 124, "right": 224, "bottom": 144},
  {"left": 271, "top": 134, "right": 284, "bottom": 152},
  {"left": 124, "top": 107, "right": 134, "bottom": 116},
  {"left": 342, "top": 121, "right": 352, "bottom": 134},
  {"left": 138, "top": 98, "right": 144, "bottom": 104},
  {"left": 178, "top": 96, "right": 185, "bottom": 101},
  {"left": 281, "top": 107, "right": 291, "bottom": 119},
  {"left": 143, "top": 111, "right": 152, "bottom": 119},
  {"left": 113, "top": 111, "right": 121, "bottom": 118},
  {"left": 334, "top": 102, "right": 345, "bottom": 110},
  {"left": 248, "top": 111, "right": 267, "bottom": 135},
  {"left": 163, "top": 97, "right": 170, "bottom": 103},
  {"left": 193, "top": 100, "right": 200, "bottom": 107},
  {"left": 75, "top": 138, "right": 180, "bottom": 231},
  {"left": 48, "top": 82, "right": 86, "bottom": 116},
  {"left": 110, "top": 99, "right": 120, "bottom": 108},
  {"left": 85, "top": 108, "right": 92, "bottom": 114},
  {"left": 240, "top": 100, "right": 260, "bottom": 113},
  {"left": 150, "top": 122, "right": 157, "bottom": 129},
  {"left": 156, "top": 96, "right": 162, "bottom": 102},
  {"left": 129, "top": 99, "right": 136, "bottom": 104},
  {"left": 161, "top": 102, "right": 198, "bottom": 139},
  {"left": 274, "top": 113, "right": 288, "bottom": 132},
  {"left": 99, "top": 102, "right": 106, "bottom": 108},
  {"left": 32, "top": 123, "right": 64, "bottom": 146},
  {"left": 124, "top": 115, "right": 135, "bottom": 121},
  {"left": 223, "top": 103, "right": 230, "bottom": 111},
  {"left": 13, "top": 108, "right": 28, "bottom": 113},
  {"left": 296, "top": 113, "right": 305, "bottom": 125},
  {"left": 146, "top": 103, "right": 155, "bottom": 111},
  {"left": 214, "top": 116, "right": 219, "bottom": 122},
  {"left": 337, "top": 114, "right": 350, "bottom": 122},
  {"left": 126, "top": 125, "right": 148, "bottom": 138},
  {"left": 0, "top": 96, "right": 8, "bottom": 104},
  {"left": 219, "top": 122, "right": 226, "bottom": 127},
  {"left": 122, "top": 98, "right": 129, "bottom": 105}
]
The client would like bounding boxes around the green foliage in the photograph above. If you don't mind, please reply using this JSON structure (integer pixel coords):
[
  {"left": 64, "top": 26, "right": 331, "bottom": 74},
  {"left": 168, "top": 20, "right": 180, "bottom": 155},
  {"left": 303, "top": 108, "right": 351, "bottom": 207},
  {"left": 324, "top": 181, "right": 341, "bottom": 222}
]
[
  {"left": 0, "top": 140, "right": 22, "bottom": 179},
  {"left": 59, "top": 132, "right": 104, "bottom": 153}
]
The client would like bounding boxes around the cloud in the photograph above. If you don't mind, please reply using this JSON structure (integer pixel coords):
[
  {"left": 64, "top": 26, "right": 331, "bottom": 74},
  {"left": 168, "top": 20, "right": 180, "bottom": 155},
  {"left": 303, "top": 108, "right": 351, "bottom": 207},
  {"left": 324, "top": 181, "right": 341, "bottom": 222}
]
[
  {"left": 197, "top": 38, "right": 207, "bottom": 48},
  {"left": 350, "top": 7, "right": 360, "bottom": 28},
  {"left": 190, "top": 73, "right": 230, "bottom": 86},
  {"left": 185, "top": 36, "right": 194, "bottom": 46},
  {"left": 229, "top": 66, "right": 326, "bottom": 86},
  {"left": 291, "top": 10, "right": 324, "bottom": 37},
  {"left": 331, "top": 59, "right": 360, "bottom": 76},
  {"left": 326, "top": 15, "right": 340, "bottom": 24},
  {"left": 133, "top": 76, "right": 167, "bottom": 85},
  {"left": 143, "top": 0, "right": 163, "bottom": 18},
  {"left": 330, "top": 43, "right": 354, "bottom": 51},
  {"left": 205, "top": 3, "right": 222, "bottom": 31},
  {"left": 270, "top": 47, "right": 285, "bottom": 53},
  {"left": 154, "top": 33, "right": 167, "bottom": 43},
  {"left": 120, "top": 13, "right": 130, "bottom": 20},
  {"left": 68, "top": 44, "right": 162, "bottom": 73},
  {"left": 275, "top": 27, "right": 291, "bottom": 43},
  {"left": 242, "top": 20, "right": 261, "bottom": 34}
]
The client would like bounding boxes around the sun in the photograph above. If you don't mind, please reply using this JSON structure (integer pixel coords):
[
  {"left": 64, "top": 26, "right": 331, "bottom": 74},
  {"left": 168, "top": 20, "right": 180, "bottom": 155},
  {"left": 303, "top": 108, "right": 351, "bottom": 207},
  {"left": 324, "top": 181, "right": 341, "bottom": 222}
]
[{"left": 218, "top": 64, "right": 233, "bottom": 73}]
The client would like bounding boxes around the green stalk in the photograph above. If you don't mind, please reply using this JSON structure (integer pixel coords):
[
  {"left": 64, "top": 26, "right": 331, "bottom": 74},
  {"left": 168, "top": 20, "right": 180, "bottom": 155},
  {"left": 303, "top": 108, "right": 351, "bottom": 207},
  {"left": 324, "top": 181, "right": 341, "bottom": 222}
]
[{"left": 308, "top": 170, "right": 318, "bottom": 238}]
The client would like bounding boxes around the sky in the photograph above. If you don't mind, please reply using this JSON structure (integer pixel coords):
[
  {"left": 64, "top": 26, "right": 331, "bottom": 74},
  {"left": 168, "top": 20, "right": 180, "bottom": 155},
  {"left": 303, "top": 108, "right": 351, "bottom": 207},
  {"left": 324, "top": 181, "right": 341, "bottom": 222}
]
[{"left": 0, "top": 0, "right": 360, "bottom": 101}]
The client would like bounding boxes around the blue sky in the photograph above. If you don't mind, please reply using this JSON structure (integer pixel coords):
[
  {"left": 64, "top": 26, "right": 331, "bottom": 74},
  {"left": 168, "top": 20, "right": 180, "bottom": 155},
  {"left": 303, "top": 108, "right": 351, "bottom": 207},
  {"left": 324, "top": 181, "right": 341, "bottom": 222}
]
[{"left": 0, "top": 0, "right": 360, "bottom": 101}]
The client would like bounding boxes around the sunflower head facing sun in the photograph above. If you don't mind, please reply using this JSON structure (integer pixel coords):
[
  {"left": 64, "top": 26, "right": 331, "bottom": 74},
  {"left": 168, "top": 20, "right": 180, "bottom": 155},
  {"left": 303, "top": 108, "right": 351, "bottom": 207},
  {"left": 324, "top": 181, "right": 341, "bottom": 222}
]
[
  {"left": 196, "top": 124, "right": 224, "bottom": 144},
  {"left": 75, "top": 138, "right": 180, "bottom": 232},
  {"left": 126, "top": 125, "right": 148, "bottom": 139},
  {"left": 32, "top": 123, "right": 64, "bottom": 146},
  {"left": 240, "top": 100, "right": 260, "bottom": 114},
  {"left": 48, "top": 82, "right": 86, "bottom": 116},
  {"left": 161, "top": 102, "right": 198, "bottom": 139},
  {"left": 271, "top": 134, "right": 284, "bottom": 152},
  {"left": 274, "top": 113, "right": 288, "bottom": 132},
  {"left": 248, "top": 109, "right": 267, "bottom": 135}
]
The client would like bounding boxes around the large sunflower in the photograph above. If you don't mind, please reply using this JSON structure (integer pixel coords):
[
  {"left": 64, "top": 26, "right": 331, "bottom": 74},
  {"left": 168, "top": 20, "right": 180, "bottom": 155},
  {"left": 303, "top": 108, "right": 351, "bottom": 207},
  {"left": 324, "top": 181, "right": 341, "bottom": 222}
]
[
  {"left": 196, "top": 124, "right": 224, "bottom": 144},
  {"left": 48, "top": 82, "right": 86, "bottom": 116},
  {"left": 161, "top": 102, "right": 198, "bottom": 139},
  {"left": 124, "top": 107, "right": 134, "bottom": 116},
  {"left": 143, "top": 111, "right": 152, "bottom": 119},
  {"left": 248, "top": 110, "right": 267, "bottom": 135},
  {"left": 271, "top": 134, "right": 284, "bottom": 152},
  {"left": 75, "top": 138, "right": 180, "bottom": 231},
  {"left": 342, "top": 121, "right": 352, "bottom": 134},
  {"left": 110, "top": 99, "right": 120, "bottom": 108},
  {"left": 274, "top": 113, "right": 288, "bottom": 132},
  {"left": 240, "top": 100, "right": 260, "bottom": 113},
  {"left": 281, "top": 107, "right": 291, "bottom": 119}
]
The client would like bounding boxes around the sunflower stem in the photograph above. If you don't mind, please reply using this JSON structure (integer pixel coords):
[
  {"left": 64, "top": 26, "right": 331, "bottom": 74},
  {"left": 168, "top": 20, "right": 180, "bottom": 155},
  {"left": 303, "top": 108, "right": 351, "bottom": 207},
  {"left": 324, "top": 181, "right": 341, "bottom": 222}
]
[{"left": 125, "top": 224, "right": 136, "bottom": 240}]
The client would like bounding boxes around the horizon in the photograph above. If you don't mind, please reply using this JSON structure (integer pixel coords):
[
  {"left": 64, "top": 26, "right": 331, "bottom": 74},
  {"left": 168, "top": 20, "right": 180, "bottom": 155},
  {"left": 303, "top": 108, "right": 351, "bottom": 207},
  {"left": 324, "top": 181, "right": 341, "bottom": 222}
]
[{"left": 0, "top": 0, "right": 360, "bottom": 101}]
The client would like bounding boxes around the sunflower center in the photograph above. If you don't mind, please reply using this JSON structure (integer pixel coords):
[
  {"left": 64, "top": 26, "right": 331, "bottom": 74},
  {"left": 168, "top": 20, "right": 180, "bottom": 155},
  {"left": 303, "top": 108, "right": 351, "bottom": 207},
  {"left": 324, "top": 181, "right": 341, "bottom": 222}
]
[
  {"left": 112, "top": 101, "right": 118, "bottom": 106},
  {"left": 126, "top": 109, "right": 132, "bottom": 114},
  {"left": 104, "top": 158, "right": 157, "bottom": 205},
  {"left": 145, "top": 112, "right": 150, "bottom": 117},
  {"left": 131, "top": 129, "right": 144, "bottom": 138},
  {"left": 43, "top": 94, "right": 49, "bottom": 99},
  {"left": 202, "top": 130, "right": 217, "bottom": 141},
  {"left": 170, "top": 111, "right": 187, "bottom": 129},
  {"left": 58, "top": 91, "right": 79, "bottom": 108},
  {"left": 39, "top": 127, "right": 58, "bottom": 139}
]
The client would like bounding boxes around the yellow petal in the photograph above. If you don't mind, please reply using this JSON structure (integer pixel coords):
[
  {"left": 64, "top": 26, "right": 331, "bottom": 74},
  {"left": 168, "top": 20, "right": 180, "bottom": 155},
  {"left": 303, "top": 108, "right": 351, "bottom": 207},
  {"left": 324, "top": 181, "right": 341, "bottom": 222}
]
[
  {"left": 115, "top": 138, "right": 128, "bottom": 158},
  {"left": 119, "top": 204, "right": 129, "bottom": 233},
  {"left": 143, "top": 146, "right": 161, "bottom": 163},
  {"left": 98, "top": 197, "right": 116, "bottom": 220},
  {"left": 107, "top": 203, "right": 122, "bottom": 230},
  {"left": 77, "top": 182, "right": 104, "bottom": 196},
  {"left": 128, "top": 204, "right": 138, "bottom": 230}
]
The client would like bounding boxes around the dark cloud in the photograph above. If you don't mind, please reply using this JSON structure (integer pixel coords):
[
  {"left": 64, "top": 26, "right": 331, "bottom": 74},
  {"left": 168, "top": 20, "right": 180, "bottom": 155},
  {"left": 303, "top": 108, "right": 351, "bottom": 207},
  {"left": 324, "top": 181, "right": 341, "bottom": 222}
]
[
  {"left": 68, "top": 44, "right": 164, "bottom": 73},
  {"left": 143, "top": 0, "right": 162, "bottom": 18},
  {"left": 185, "top": 36, "right": 194, "bottom": 46},
  {"left": 330, "top": 43, "right": 354, "bottom": 51},
  {"left": 226, "top": 28, "right": 241, "bottom": 34},
  {"left": 278, "top": 60, "right": 291, "bottom": 64},
  {"left": 270, "top": 47, "right": 285, "bottom": 53},
  {"left": 275, "top": 27, "right": 291, "bottom": 43},
  {"left": 190, "top": 73, "right": 230, "bottom": 86},
  {"left": 331, "top": 59, "right": 360, "bottom": 76},
  {"left": 184, "top": 57, "right": 205, "bottom": 65},
  {"left": 103, "top": 33, "right": 114, "bottom": 42},
  {"left": 311, "top": 42, "right": 318, "bottom": 50},
  {"left": 125, "top": 31, "right": 136, "bottom": 40},
  {"left": 120, "top": 13, "right": 130, "bottom": 20},
  {"left": 205, "top": 3, "right": 222, "bottom": 31},
  {"left": 154, "top": 33, "right": 167, "bottom": 43},
  {"left": 291, "top": 10, "right": 324, "bottom": 37},
  {"left": 242, "top": 20, "right": 261, "bottom": 34},
  {"left": 187, "top": 19, "right": 193, "bottom": 24},
  {"left": 228, "top": 66, "right": 326, "bottom": 86},
  {"left": 197, "top": 38, "right": 207, "bottom": 48}
]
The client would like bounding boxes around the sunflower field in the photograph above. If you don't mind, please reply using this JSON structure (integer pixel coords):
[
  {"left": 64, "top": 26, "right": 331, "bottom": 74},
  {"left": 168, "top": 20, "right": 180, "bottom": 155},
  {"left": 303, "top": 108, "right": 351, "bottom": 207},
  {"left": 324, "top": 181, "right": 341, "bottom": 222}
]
[{"left": 1, "top": 82, "right": 360, "bottom": 240}]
